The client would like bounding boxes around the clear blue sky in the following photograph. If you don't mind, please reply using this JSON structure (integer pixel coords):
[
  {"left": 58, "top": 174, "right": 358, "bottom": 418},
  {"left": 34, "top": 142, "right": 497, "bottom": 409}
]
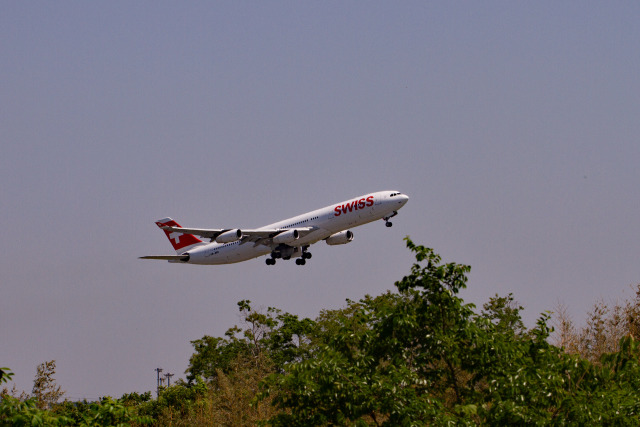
[{"left": 2, "top": 2, "right": 639, "bottom": 400}]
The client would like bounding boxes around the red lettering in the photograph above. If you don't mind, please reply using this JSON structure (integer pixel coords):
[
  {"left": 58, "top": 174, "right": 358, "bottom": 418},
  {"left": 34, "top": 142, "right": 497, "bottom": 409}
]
[
  {"left": 336, "top": 197, "right": 373, "bottom": 216},
  {"left": 346, "top": 201, "right": 357, "bottom": 213}
]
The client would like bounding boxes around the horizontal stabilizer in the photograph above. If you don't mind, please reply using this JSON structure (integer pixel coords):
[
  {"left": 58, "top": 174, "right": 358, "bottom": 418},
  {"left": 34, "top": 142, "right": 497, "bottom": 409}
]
[{"left": 139, "top": 255, "right": 189, "bottom": 261}]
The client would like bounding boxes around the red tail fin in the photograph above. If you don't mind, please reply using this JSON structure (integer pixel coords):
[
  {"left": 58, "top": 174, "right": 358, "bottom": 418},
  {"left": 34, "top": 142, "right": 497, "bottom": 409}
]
[{"left": 155, "top": 217, "right": 203, "bottom": 253}]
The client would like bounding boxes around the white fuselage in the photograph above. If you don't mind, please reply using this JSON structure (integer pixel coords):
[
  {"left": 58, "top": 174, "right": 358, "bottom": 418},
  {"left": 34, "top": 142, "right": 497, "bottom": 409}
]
[{"left": 184, "top": 190, "right": 408, "bottom": 265}]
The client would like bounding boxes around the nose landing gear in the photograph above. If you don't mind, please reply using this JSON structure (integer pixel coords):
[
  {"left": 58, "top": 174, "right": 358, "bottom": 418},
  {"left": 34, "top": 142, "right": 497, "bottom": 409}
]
[{"left": 383, "top": 211, "right": 398, "bottom": 227}]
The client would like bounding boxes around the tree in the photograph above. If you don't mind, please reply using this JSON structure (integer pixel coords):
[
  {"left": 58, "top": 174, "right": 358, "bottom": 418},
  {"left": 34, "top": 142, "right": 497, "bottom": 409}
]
[
  {"left": 186, "top": 300, "right": 316, "bottom": 383},
  {"left": 32, "top": 360, "right": 65, "bottom": 409},
  {"left": 481, "top": 293, "right": 526, "bottom": 336},
  {"left": 149, "top": 354, "right": 280, "bottom": 426},
  {"left": 259, "top": 238, "right": 640, "bottom": 425},
  {"left": 0, "top": 367, "right": 19, "bottom": 401},
  {"left": 0, "top": 395, "right": 73, "bottom": 426},
  {"left": 78, "top": 396, "right": 152, "bottom": 426},
  {"left": 0, "top": 367, "right": 13, "bottom": 386},
  {"left": 261, "top": 238, "right": 479, "bottom": 425},
  {"left": 553, "top": 284, "right": 640, "bottom": 362}
]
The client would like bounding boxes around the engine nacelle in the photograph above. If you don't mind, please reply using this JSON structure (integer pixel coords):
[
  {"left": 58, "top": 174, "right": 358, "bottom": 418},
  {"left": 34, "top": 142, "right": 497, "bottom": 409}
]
[
  {"left": 272, "top": 229, "right": 299, "bottom": 244},
  {"left": 325, "top": 230, "right": 354, "bottom": 246},
  {"left": 216, "top": 229, "right": 242, "bottom": 243}
]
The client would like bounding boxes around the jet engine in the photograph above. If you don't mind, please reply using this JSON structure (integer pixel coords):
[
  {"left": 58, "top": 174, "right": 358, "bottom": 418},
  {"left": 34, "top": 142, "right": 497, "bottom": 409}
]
[
  {"left": 273, "top": 229, "right": 299, "bottom": 244},
  {"left": 216, "top": 229, "right": 242, "bottom": 243},
  {"left": 325, "top": 230, "right": 354, "bottom": 245}
]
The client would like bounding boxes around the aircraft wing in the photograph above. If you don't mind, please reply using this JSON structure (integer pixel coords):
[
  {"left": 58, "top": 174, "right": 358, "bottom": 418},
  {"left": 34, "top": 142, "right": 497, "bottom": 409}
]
[
  {"left": 239, "top": 227, "right": 316, "bottom": 238},
  {"left": 241, "top": 227, "right": 317, "bottom": 246},
  {"left": 161, "top": 225, "right": 317, "bottom": 245},
  {"left": 160, "top": 226, "right": 222, "bottom": 239}
]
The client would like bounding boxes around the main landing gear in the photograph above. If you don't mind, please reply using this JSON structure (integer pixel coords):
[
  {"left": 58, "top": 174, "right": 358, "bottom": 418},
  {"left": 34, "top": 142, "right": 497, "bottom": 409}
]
[
  {"left": 295, "top": 251, "right": 312, "bottom": 266},
  {"left": 265, "top": 249, "right": 312, "bottom": 266},
  {"left": 383, "top": 210, "right": 398, "bottom": 227}
]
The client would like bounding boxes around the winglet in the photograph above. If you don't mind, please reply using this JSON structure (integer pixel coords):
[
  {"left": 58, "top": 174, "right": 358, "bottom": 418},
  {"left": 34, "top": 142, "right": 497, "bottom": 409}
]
[{"left": 155, "top": 218, "right": 203, "bottom": 253}]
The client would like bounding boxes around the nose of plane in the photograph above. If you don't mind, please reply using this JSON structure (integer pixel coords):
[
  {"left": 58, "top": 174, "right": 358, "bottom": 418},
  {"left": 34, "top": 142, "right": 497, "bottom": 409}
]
[{"left": 398, "top": 193, "right": 409, "bottom": 206}]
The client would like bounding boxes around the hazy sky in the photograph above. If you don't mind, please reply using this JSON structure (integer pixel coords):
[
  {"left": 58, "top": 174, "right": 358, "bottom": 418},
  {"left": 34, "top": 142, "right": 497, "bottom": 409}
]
[{"left": 2, "top": 2, "right": 639, "bottom": 400}]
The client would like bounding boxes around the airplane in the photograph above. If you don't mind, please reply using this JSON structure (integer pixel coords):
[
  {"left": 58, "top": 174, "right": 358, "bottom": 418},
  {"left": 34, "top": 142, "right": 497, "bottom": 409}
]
[{"left": 140, "top": 190, "right": 409, "bottom": 266}]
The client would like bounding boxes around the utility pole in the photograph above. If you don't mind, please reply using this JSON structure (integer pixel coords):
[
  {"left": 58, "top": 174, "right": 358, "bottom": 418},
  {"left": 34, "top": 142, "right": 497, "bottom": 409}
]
[
  {"left": 155, "top": 368, "right": 163, "bottom": 398},
  {"left": 165, "top": 372, "right": 174, "bottom": 387}
]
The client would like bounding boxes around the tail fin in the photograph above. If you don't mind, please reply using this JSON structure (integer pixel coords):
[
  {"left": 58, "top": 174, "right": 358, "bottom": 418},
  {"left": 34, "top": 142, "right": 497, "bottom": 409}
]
[{"left": 155, "top": 217, "right": 204, "bottom": 253}]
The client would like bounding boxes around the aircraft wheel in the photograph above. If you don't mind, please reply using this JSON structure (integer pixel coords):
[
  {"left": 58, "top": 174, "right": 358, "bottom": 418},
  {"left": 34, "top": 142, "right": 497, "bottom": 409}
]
[
  {"left": 266, "top": 258, "right": 275, "bottom": 265},
  {"left": 386, "top": 222, "right": 393, "bottom": 227},
  {"left": 303, "top": 252, "right": 312, "bottom": 259},
  {"left": 296, "top": 259, "right": 306, "bottom": 265}
]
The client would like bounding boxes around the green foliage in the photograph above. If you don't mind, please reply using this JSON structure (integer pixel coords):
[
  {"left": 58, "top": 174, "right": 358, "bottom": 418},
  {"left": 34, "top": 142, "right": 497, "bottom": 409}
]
[
  {"left": 265, "top": 309, "right": 316, "bottom": 370},
  {"left": 186, "top": 300, "right": 316, "bottom": 383},
  {"left": 259, "top": 238, "right": 640, "bottom": 425},
  {"left": 0, "top": 395, "right": 153, "bottom": 427},
  {"left": 262, "top": 238, "right": 479, "bottom": 425},
  {"left": 118, "top": 391, "right": 152, "bottom": 407},
  {"left": 5, "top": 239, "right": 640, "bottom": 425},
  {"left": 481, "top": 293, "right": 526, "bottom": 336},
  {"left": 74, "top": 396, "right": 152, "bottom": 426},
  {"left": 0, "top": 395, "right": 73, "bottom": 426},
  {"left": 186, "top": 333, "right": 250, "bottom": 383},
  {"left": 51, "top": 400, "right": 95, "bottom": 425},
  {"left": 51, "top": 392, "right": 154, "bottom": 426},
  {"left": 0, "top": 368, "right": 13, "bottom": 386},
  {"left": 1, "top": 364, "right": 151, "bottom": 427},
  {"left": 136, "top": 378, "right": 208, "bottom": 421}
]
